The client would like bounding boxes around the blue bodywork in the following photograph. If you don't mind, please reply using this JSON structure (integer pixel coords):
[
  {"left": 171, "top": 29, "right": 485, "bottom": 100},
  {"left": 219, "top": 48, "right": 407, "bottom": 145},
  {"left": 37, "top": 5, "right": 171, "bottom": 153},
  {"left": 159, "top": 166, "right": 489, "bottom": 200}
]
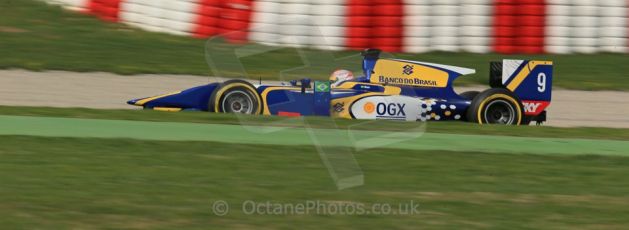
[
  {"left": 128, "top": 84, "right": 219, "bottom": 111},
  {"left": 128, "top": 50, "right": 553, "bottom": 123}
]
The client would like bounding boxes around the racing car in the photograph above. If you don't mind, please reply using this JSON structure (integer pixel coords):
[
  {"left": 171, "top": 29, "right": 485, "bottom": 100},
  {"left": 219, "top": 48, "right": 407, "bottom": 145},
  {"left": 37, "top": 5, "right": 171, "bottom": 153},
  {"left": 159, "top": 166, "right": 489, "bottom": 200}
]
[{"left": 128, "top": 49, "right": 553, "bottom": 125}]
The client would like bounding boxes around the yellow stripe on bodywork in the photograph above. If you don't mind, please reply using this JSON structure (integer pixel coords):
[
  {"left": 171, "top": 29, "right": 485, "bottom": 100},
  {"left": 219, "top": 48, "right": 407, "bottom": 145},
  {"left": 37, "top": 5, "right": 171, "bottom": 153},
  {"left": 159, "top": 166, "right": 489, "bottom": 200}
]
[
  {"left": 371, "top": 59, "right": 450, "bottom": 88},
  {"left": 383, "top": 86, "right": 402, "bottom": 95},
  {"left": 153, "top": 107, "right": 182, "bottom": 112},
  {"left": 135, "top": 91, "right": 182, "bottom": 106},
  {"left": 259, "top": 86, "right": 300, "bottom": 115},
  {"left": 506, "top": 61, "right": 553, "bottom": 92}
]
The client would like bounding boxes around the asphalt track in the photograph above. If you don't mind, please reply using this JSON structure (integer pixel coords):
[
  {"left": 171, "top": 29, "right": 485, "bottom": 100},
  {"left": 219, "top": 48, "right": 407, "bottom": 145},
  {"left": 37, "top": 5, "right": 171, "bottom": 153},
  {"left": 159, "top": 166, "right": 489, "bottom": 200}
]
[
  {"left": 2, "top": 69, "right": 629, "bottom": 128},
  {"left": 1, "top": 115, "right": 628, "bottom": 156}
]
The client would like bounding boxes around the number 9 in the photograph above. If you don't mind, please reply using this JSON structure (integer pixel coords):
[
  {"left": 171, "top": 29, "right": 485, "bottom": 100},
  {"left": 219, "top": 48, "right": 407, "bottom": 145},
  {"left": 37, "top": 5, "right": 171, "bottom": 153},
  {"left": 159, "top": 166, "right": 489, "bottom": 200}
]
[{"left": 537, "top": 73, "right": 546, "bottom": 93}]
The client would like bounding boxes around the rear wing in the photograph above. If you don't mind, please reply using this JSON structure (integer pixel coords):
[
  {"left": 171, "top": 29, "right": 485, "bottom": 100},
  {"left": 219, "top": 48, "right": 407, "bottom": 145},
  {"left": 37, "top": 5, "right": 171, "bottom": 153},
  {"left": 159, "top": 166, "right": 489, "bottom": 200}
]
[{"left": 490, "top": 60, "right": 553, "bottom": 116}]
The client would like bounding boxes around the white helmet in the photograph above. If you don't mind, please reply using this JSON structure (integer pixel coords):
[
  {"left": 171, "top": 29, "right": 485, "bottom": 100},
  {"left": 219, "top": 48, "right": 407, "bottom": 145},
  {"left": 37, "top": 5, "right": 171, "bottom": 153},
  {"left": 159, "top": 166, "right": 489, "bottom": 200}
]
[{"left": 329, "top": 69, "right": 354, "bottom": 87}]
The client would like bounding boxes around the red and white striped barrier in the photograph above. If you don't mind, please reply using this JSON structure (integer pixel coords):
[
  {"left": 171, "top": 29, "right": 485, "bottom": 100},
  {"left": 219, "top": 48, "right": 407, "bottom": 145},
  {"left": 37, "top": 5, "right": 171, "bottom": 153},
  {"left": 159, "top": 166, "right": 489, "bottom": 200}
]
[
  {"left": 402, "top": 1, "right": 429, "bottom": 53},
  {"left": 461, "top": 0, "right": 493, "bottom": 53},
  {"left": 48, "top": 0, "right": 89, "bottom": 11},
  {"left": 598, "top": 0, "right": 628, "bottom": 53},
  {"left": 193, "top": 0, "right": 221, "bottom": 38},
  {"left": 46, "top": 0, "right": 629, "bottom": 54}
]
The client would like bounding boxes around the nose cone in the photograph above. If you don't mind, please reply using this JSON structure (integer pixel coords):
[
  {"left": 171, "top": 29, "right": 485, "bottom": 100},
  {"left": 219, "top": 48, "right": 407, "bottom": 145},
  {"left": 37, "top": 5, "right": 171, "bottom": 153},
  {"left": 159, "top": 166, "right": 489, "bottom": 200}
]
[{"left": 127, "top": 98, "right": 143, "bottom": 106}]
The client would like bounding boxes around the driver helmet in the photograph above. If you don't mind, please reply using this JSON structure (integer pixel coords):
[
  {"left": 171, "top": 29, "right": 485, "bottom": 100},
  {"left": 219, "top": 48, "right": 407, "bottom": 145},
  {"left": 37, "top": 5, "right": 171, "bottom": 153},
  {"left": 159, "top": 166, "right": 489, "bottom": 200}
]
[{"left": 329, "top": 69, "right": 354, "bottom": 87}]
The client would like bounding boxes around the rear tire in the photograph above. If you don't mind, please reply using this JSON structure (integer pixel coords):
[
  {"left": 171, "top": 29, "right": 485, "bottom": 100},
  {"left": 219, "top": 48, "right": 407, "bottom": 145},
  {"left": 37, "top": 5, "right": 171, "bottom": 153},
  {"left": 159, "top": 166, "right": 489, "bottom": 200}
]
[
  {"left": 467, "top": 88, "right": 524, "bottom": 125},
  {"left": 209, "top": 80, "right": 262, "bottom": 115}
]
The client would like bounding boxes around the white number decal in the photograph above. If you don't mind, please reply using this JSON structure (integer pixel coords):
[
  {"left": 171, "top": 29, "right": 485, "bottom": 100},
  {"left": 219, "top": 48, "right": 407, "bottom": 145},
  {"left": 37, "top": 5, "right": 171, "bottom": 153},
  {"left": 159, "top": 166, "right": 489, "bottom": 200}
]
[{"left": 537, "top": 73, "right": 546, "bottom": 93}]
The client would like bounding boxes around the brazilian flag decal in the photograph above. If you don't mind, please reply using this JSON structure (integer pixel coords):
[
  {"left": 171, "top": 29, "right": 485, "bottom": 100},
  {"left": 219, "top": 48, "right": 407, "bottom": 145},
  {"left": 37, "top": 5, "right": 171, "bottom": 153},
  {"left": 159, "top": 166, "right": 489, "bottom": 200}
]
[{"left": 315, "top": 81, "right": 331, "bottom": 93}]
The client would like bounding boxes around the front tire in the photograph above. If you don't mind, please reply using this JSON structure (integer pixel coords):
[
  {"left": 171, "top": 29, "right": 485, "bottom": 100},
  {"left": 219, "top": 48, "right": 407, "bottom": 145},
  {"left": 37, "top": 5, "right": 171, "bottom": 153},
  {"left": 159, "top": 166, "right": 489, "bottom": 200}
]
[
  {"left": 466, "top": 88, "right": 524, "bottom": 125},
  {"left": 209, "top": 80, "right": 262, "bottom": 115}
]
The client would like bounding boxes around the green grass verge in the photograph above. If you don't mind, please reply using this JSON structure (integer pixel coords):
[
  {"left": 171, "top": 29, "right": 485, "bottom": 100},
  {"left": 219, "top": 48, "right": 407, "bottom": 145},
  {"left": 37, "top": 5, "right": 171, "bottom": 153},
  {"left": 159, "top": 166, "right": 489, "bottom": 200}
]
[
  {"left": 1, "top": 106, "right": 628, "bottom": 141},
  {"left": 2, "top": 0, "right": 629, "bottom": 90},
  {"left": 1, "top": 136, "right": 629, "bottom": 229},
  {"left": 3, "top": 114, "right": 628, "bottom": 156}
]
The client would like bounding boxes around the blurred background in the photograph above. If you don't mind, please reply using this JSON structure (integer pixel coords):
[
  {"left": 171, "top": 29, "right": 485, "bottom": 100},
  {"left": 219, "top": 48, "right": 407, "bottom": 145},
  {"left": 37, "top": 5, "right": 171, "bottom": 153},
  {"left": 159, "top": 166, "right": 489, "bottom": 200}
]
[
  {"left": 4, "top": 0, "right": 624, "bottom": 90},
  {"left": 2, "top": 1, "right": 629, "bottom": 229},
  {"left": 47, "top": 0, "right": 628, "bottom": 54}
]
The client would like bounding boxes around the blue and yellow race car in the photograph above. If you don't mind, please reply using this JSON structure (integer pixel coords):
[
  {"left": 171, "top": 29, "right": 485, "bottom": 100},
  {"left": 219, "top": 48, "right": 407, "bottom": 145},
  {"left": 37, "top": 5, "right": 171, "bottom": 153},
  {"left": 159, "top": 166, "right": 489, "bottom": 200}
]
[{"left": 128, "top": 49, "right": 552, "bottom": 125}]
